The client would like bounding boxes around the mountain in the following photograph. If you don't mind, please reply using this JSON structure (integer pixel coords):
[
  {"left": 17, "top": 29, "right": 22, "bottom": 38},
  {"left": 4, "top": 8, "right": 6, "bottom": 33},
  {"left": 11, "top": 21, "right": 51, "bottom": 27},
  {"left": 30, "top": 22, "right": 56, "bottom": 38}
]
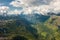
[
  {"left": 19, "top": 13, "right": 50, "bottom": 23},
  {"left": 0, "top": 13, "right": 50, "bottom": 24},
  {"left": 0, "top": 12, "right": 60, "bottom": 40}
]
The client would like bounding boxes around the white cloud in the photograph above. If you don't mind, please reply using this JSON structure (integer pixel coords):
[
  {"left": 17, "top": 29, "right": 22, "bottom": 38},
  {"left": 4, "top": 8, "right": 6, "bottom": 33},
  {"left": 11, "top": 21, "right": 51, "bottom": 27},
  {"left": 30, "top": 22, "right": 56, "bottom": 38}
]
[
  {"left": 10, "top": 0, "right": 26, "bottom": 8},
  {"left": 8, "top": 9, "right": 22, "bottom": 15},
  {"left": 10, "top": 0, "right": 52, "bottom": 7},
  {"left": 49, "top": 0, "right": 60, "bottom": 13},
  {"left": 0, "top": 6, "right": 9, "bottom": 15},
  {"left": 10, "top": 0, "right": 60, "bottom": 15}
]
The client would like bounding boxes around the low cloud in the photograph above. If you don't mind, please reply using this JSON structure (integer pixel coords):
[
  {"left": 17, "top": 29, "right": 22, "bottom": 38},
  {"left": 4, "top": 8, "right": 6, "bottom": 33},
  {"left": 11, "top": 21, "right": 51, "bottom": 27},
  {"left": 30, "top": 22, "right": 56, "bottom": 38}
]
[
  {"left": 8, "top": 9, "right": 22, "bottom": 15},
  {"left": 0, "top": 6, "right": 9, "bottom": 15}
]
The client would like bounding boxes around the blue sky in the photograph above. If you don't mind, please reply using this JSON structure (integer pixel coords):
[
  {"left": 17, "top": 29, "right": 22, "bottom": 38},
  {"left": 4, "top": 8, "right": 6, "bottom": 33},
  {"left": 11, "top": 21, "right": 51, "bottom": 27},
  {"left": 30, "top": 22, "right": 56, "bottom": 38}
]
[
  {"left": 0, "top": 0, "right": 60, "bottom": 15},
  {"left": 0, "top": 0, "right": 13, "bottom": 6},
  {"left": 0, "top": 0, "right": 14, "bottom": 10}
]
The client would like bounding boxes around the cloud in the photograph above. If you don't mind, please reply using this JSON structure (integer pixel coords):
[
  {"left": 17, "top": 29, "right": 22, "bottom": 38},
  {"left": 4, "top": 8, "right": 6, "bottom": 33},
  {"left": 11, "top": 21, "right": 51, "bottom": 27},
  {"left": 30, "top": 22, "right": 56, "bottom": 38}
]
[
  {"left": 9, "top": 0, "right": 26, "bottom": 7},
  {"left": 0, "top": 6, "right": 9, "bottom": 15},
  {"left": 10, "top": 0, "right": 60, "bottom": 15},
  {"left": 10, "top": 0, "right": 52, "bottom": 7},
  {"left": 49, "top": 0, "right": 60, "bottom": 13},
  {"left": 8, "top": 9, "right": 22, "bottom": 15}
]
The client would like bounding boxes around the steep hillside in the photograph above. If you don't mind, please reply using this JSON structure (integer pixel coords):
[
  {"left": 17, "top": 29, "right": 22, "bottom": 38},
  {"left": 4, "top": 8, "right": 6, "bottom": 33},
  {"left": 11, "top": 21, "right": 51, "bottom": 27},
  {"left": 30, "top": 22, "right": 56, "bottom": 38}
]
[
  {"left": 0, "top": 14, "right": 60, "bottom": 40},
  {"left": 31, "top": 15, "right": 60, "bottom": 40},
  {"left": 44, "top": 16, "right": 60, "bottom": 40}
]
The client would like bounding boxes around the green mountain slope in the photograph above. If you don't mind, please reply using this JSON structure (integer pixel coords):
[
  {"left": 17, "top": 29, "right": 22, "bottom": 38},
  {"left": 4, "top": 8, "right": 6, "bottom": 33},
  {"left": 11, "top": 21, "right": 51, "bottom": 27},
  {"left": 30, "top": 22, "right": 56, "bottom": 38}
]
[
  {"left": 0, "top": 15, "right": 60, "bottom": 40},
  {"left": 31, "top": 15, "right": 60, "bottom": 40}
]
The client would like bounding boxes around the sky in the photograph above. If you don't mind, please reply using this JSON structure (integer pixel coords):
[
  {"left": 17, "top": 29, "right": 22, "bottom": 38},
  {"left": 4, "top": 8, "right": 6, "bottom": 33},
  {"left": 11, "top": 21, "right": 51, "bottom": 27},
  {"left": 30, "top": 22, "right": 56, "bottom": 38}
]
[{"left": 0, "top": 0, "right": 60, "bottom": 15}]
